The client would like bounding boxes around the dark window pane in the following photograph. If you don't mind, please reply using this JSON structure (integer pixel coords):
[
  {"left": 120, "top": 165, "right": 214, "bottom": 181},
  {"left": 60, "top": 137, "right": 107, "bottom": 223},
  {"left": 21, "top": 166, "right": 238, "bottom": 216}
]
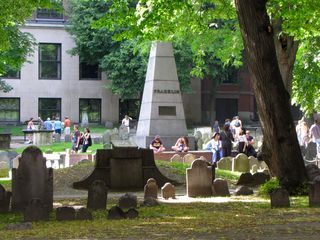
[
  {"left": 0, "top": 98, "right": 20, "bottom": 122},
  {"left": 36, "top": 8, "right": 63, "bottom": 19},
  {"left": 39, "top": 43, "right": 61, "bottom": 79},
  {"left": 39, "top": 98, "right": 61, "bottom": 120},
  {"left": 2, "top": 66, "right": 20, "bottom": 79},
  {"left": 79, "top": 99, "right": 101, "bottom": 123},
  {"left": 80, "top": 62, "right": 101, "bottom": 80}
]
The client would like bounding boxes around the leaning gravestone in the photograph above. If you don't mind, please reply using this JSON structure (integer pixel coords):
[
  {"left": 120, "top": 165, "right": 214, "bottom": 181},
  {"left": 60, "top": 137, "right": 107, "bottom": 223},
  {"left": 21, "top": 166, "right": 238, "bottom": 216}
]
[
  {"left": 56, "top": 206, "right": 76, "bottom": 221},
  {"left": 144, "top": 178, "right": 158, "bottom": 199},
  {"left": 161, "top": 182, "right": 175, "bottom": 199},
  {"left": 232, "top": 153, "right": 250, "bottom": 172},
  {"left": 76, "top": 207, "right": 93, "bottom": 221},
  {"left": 186, "top": 159, "right": 212, "bottom": 197},
  {"left": 234, "top": 186, "right": 254, "bottom": 196},
  {"left": 217, "top": 157, "right": 233, "bottom": 171},
  {"left": 87, "top": 180, "right": 108, "bottom": 210},
  {"left": 212, "top": 178, "right": 230, "bottom": 197},
  {"left": 11, "top": 146, "right": 53, "bottom": 212},
  {"left": 0, "top": 184, "right": 11, "bottom": 213},
  {"left": 309, "top": 180, "right": 320, "bottom": 207},
  {"left": 24, "top": 198, "right": 49, "bottom": 222},
  {"left": 107, "top": 206, "right": 125, "bottom": 220},
  {"left": 183, "top": 154, "right": 196, "bottom": 164},
  {"left": 270, "top": 188, "right": 290, "bottom": 208},
  {"left": 118, "top": 193, "right": 137, "bottom": 210}
]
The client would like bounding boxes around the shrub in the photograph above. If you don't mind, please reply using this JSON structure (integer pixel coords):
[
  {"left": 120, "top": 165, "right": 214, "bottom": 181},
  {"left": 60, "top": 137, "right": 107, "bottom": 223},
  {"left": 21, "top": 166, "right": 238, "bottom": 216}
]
[{"left": 258, "top": 177, "right": 281, "bottom": 197}]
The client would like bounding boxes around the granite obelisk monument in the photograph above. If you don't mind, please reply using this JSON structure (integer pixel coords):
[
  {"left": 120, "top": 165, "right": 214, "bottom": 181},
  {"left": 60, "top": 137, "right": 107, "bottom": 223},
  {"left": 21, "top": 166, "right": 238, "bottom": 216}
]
[{"left": 134, "top": 41, "right": 193, "bottom": 149}]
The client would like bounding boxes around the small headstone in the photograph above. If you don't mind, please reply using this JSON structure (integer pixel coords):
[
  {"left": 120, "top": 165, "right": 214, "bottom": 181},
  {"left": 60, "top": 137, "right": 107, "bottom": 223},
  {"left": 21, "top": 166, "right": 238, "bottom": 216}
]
[
  {"left": 125, "top": 208, "right": 139, "bottom": 219},
  {"left": 194, "top": 131, "right": 202, "bottom": 141},
  {"left": 118, "top": 193, "right": 138, "bottom": 210},
  {"left": 234, "top": 186, "right": 254, "bottom": 196},
  {"left": 161, "top": 182, "right": 175, "bottom": 199},
  {"left": 252, "top": 172, "right": 270, "bottom": 185},
  {"left": 23, "top": 198, "right": 49, "bottom": 222},
  {"left": 76, "top": 207, "right": 93, "bottom": 220},
  {"left": 187, "top": 159, "right": 213, "bottom": 197},
  {"left": 119, "top": 125, "right": 129, "bottom": 140},
  {"left": 212, "top": 178, "right": 230, "bottom": 197},
  {"left": 87, "top": 180, "right": 108, "bottom": 210},
  {"left": 197, "top": 139, "right": 204, "bottom": 150},
  {"left": 309, "top": 181, "right": 320, "bottom": 207},
  {"left": 270, "top": 188, "right": 290, "bottom": 208},
  {"left": 248, "top": 156, "right": 259, "bottom": 169},
  {"left": 56, "top": 206, "right": 76, "bottom": 221},
  {"left": 237, "top": 172, "right": 254, "bottom": 185},
  {"left": 107, "top": 206, "right": 125, "bottom": 220},
  {"left": 306, "top": 164, "right": 320, "bottom": 182},
  {"left": 0, "top": 184, "right": 11, "bottom": 213},
  {"left": 144, "top": 178, "right": 158, "bottom": 199},
  {"left": 170, "top": 154, "right": 182, "bottom": 163},
  {"left": 305, "top": 142, "right": 317, "bottom": 160},
  {"left": 217, "top": 157, "right": 233, "bottom": 171},
  {"left": 105, "top": 121, "right": 114, "bottom": 129},
  {"left": 143, "top": 197, "right": 159, "bottom": 207},
  {"left": 251, "top": 164, "right": 258, "bottom": 174},
  {"left": 232, "top": 153, "right": 250, "bottom": 172},
  {"left": 102, "top": 131, "right": 111, "bottom": 149},
  {"left": 183, "top": 154, "right": 196, "bottom": 164},
  {"left": 6, "top": 222, "right": 32, "bottom": 230}
]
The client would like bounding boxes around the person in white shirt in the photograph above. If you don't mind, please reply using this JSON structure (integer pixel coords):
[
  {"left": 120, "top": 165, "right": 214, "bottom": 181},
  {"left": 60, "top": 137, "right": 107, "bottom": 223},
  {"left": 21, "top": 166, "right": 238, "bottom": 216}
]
[
  {"left": 121, "top": 115, "right": 132, "bottom": 133},
  {"left": 309, "top": 119, "right": 320, "bottom": 158}
]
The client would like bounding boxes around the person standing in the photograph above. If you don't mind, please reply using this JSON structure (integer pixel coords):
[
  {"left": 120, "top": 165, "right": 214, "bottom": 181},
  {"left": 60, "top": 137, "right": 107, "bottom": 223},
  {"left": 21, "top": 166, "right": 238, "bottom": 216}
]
[
  {"left": 82, "top": 127, "right": 92, "bottom": 153},
  {"left": 26, "top": 117, "right": 34, "bottom": 144},
  {"left": 309, "top": 119, "right": 320, "bottom": 159},
  {"left": 72, "top": 125, "right": 81, "bottom": 153},
  {"left": 237, "top": 128, "right": 248, "bottom": 154},
  {"left": 220, "top": 124, "right": 234, "bottom": 157},
  {"left": 44, "top": 118, "right": 53, "bottom": 130},
  {"left": 64, "top": 116, "right": 71, "bottom": 135},
  {"left": 121, "top": 115, "right": 132, "bottom": 133},
  {"left": 54, "top": 117, "right": 62, "bottom": 134}
]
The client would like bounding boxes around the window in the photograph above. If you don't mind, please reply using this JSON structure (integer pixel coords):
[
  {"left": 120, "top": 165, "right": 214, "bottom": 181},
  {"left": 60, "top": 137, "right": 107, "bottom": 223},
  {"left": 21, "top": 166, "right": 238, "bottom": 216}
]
[
  {"left": 221, "top": 66, "right": 238, "bottom": 84},
  {"left": 38, "top": 98, "right": 61, "bottom": 120},
  {"left": 1, "top": 66, "right": 20, "bottom": 79},
  {"left": 119, "top": 99, "right": 140, "bottom": 121},
  {"left": 39, "top": 43, "right": 61, "bottom": 79},
  {"left": 80, "top": 62, "right": 101, "bottom": 80},
  {"left": 36, "top": 8, "right": 63, "bottom": 20},
  {"left": 79, "top": 99, "right": 101, "bottom": 124},
  {"left": 0, "top": 98, "right": 20, "bottom": 122}
]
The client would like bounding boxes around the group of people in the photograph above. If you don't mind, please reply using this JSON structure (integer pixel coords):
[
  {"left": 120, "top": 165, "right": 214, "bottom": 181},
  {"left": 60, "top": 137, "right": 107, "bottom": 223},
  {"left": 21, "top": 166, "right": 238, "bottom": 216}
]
[
  {"left": 149, "top": 135, "right": 190, "bottom": 154},
  {"left": 206, "top": 116, "right": 257, "bottom": 164},
  {"left": 71, "top": 125, "right": 92, "bottom": 153}
]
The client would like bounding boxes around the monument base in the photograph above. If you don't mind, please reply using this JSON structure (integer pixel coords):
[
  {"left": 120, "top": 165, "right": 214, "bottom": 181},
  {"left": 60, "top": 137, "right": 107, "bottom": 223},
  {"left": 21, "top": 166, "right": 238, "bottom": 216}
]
[{"left": 133, "top": 135, "right": 195, "bottom": 151}]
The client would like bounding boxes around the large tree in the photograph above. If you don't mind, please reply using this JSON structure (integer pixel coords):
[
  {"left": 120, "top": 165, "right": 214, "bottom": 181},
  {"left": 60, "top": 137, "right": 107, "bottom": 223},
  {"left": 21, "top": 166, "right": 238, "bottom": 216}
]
[
  {"left": 0, "top": 0, "right": 61, "bottom": 92},
  {"left": 100, "top": 0, "right": 320, "bottom": 191}
]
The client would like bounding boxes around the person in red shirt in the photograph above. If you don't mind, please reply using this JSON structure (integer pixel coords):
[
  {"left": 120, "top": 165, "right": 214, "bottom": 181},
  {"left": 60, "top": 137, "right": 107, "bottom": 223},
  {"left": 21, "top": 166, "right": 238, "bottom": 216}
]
[{"left": 64, "top": 117, "right": 71, "bottom": 135}]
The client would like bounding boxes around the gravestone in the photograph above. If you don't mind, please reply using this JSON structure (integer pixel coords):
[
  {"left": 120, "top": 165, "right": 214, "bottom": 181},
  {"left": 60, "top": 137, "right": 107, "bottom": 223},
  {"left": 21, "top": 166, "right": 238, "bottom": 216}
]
[
  {"left": 103, "top": 131, "right": 112, "bottom": 149},
  {"left": 170, "top": 154, "right": 182, "bottom": 162},
  {"left": 183, "top": 154, "right": 196, "bottom": 164},
  {"left": 252, "top": 172, "right": 270, "bottom": 185},
  {"left": 197, "top": 139, "right": 204, "bottom": 150},
  {"left": 186, "top": 159, "right": 212, "bottom": 197},
  {"left": 306, "top": 164, "right": 320, "bottom": 181},
  {"left": 134, "top": 41, "right": 194, "bottom": 150},
  {"left": 237, "top": 173, "right": 254, "bottom": 186},
  {"left": 87, "top": 180, "right": 108, "bottom": 210},
  {"left": 234, "top": 186, "right": 254, "bottom": 196},
  {"left": 76, "top": 208, "right": 93, "bottom": 220},
  {"left": 11, "top": 146, "right": 53, "bottom": 212},
  {"left": 0, "top": 133, "right": 11, "bottom": 149},
  {"left": 251, "top": 164, "right": 258, "bottom": 174},
  {"left": 54, "top": 133, "right": 61, "bottom": 143},
  {"left": 118, "top": 193, "right": 137, "bottom": 210},
  {"left": 232, "top": 153, "right": 250, "bottom": 172},
  {"left": 126, "top": 208, "right": 139, "bottom": 219},
  {"left": 119, "top": 125, "right": 129, "bottom": 140},
  {"left": 144, "top": 178, "right": 158, "bottom": 199},
  {"left": 56, "top": 206, "right": 76, "bottom": 221},
  {"left": 23, "top": 198, "right": 49, "bottom": 222},
  {"left": 309, "top": 180, "right": 320, "bottom": 207},
  {"left": 107, "top": 206, "right": 125, "bottom": 220},
  {"left": 270, "top": 188, "right": 290, "bottom": 208},
  {"left": 105, "top": 121, "right": 114, "bottom": 129},
  {"left": 6, "top": 222, "right": 32, "bottom": 230},
  {"left": 217, "top": 157, "right": 233, "bottom": 171},
  {"left": 248, "top": 156, "right": 259, "bottom": 170},
  {"left": 0, "top": 184, "right": 11, "bottom": 213},
  {"left": 161, "top": 182, "right": 175, "bottom": 199},
  {"left": 212, "top": 178, "right": 230, "bottom": 197},
  {"left": 143, "top": 197, "right": 159, "bottom": 207},
  {"left": 305, "top": 142, "right": 317, "bottom": 160},
  {"left": 64, "top": 134, "right": 71, "bottom": 142}
]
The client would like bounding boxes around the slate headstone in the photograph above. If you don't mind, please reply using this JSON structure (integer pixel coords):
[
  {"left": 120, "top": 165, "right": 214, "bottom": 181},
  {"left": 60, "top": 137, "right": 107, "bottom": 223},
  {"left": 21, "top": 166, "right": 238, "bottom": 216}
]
[
  {"left": 143, "top": 197, "right": 159, "bottom": 207},
  {"left": 0, "top": 184, "right": 11, "bottom": 213},
  {"left": 306, "top": 164, "right": 320, "bottom": 182},
  {"left": 170, "top": 154, "right": 182, "bottom": 163},
  {"left": 125, "top": 208, "right": 139, "bottom": 219},
  {"left": 144, "top": 178, "right": 158, "bottom": 199},
  {"left": 102, "top": 131, "right": 111, "bottom": 149},
  {"left": 237, "top": 172, "right": 254, "bottom": 186},
  {"left": 217, "top": 157, "right": 233, "bottom": 171},
  {"left": 87, "top": 180, "right": 108, "bottom": 210},
  {"left": 118, "top": 193, "right": 138, "bottom": 210},
  {"left": 161, "top": 182, "right": 175, "bottom": 199},
  {"left": 183, "top": 154, "right": 196, "bottom": 164},
  {"left": 187, "top": 159, "right": 213, "bottom": 197},
  {"left": 232, "top": 153, "right": 250, "bottom": 172},
  {"left": 107, "top": 206, "right": 125, "bottom": 220},
  {"left": 23, "top": 198, "right": 49, "bottom": 222},
  {"left": 234, "top": 186, "right": 254, "bottom": 196},
  {"left": 56, "top": 206, "right": 76, "bottom": 221},
  {"left": 105, "top": 121, "right": 114, "bottom": 129},
  {"left": 252, "top": 172, "right": 270, "bottom": 185},
  {"left": 270, "top": 188, "right": 290, "bottom": 208},
  {"left": 76, "top": 207, "right": 93, "bottom": 221},
  {"left": 309, "top": 181, "right": 320, "bottom": 207},
  {"left": 213, "top": 178, "right": 230, "bottom": 197}
]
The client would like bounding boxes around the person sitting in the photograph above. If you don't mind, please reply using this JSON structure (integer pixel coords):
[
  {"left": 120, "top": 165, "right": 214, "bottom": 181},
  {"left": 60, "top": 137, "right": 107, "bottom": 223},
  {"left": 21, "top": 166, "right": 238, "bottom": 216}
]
[
  {"left": 172, "top": 136, "right": 189, "bottom": 152},
  {"left": 245, "top": 130, "right": 257, "bottom": 157},
  {"left": 149, "top": 135, "right": 166, "bottom": 153},
  {"left": 206, "top": 132, "right": 223, "bottom": 165}
]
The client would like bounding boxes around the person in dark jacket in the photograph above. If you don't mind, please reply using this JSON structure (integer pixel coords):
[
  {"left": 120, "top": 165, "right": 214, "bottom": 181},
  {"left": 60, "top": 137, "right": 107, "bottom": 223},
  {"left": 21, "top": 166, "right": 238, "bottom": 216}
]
[{"left": 219, "top": 124, "right": 234, "bottom": 157}]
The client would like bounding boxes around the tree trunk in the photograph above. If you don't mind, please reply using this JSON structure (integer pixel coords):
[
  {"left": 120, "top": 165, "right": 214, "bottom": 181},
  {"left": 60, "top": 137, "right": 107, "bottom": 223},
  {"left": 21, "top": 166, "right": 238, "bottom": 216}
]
[
  {"left": 272, "top": 19, "right": 299, "bottom": 94},
  {"left": 234, "top": 0, "right": 307, "bottom": 192}
]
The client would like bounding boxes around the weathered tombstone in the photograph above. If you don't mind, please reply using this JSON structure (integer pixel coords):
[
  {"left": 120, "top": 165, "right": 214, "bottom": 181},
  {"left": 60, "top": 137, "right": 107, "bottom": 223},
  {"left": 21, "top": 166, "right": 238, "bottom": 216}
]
[
  {"left": 144, "top": 178, "right": 158, "bottom": 199},
  {"left": 197, "top": 139, "right": 204, "bottom": 150},
  {"left": 56, "top": 206, "right": 76, "bottom": 221},
  {"left": 186, "top": 159, "right": 212, "bottom": 197},
  {"left": 23, "top": 198, "right": 49, "bottom": 222},
  {"left": 252, "top": 172, "right": 270, "bottom": 185},
  {"left": 251, "top": 164, "right": 258, "bottom": 174},
  {"left": 102, "top": 131, "right": 112, "bottom": 149},
  {"left": 105, "top": 121, "right": 114, "bottom": 129},
  {"left": 232, "top": 153, "right": 250, "bottom": 172},
  {"left": 234, "top": 186, "right": 254, "bottom": 196},
  {"left": 309, "top": 180, "right": 320, "bottom": 207},
  {"left": 305, "top": 142, "right": 317, "bottom": 160},
  {"left": 161, "top": 182, "right": 175, "bottom": 199},
  {"left": 107, "top": 206, "right": 125, "bottom": 220},
  {"left": 217, "top": 157, "right": 233, "bottom": 171},
  {"left": 87, "top": 180, "right": 108, "bottom": 210},
  {"left": 125, "top": 208, "right": 139, "bottom": 219},
  {"left": 0, "top": 184, "right": 11, "bottom": 213},
  {"left": 170, "top": 154, "right": 182, "bottom": 163},
  {"left": 248, "top": 156, "right": 259, "bottom": 170},
  {"left": 306, "top": 164, "right": 320, "bottom": 182},
  {"left": 76, "top": 207, "right": 93, "bottom": 220},
  {"left": 183, "top": 154, "right": 196, "bottom": 164},
  {"left": 118, "top": 193, "right": 138, "bottom": 210},
  {"left": 119, "top": 125, "right": 129, "bottom": 140},
  {"left": 212, "top": 178, "right": 230, "bottom": 197},
  {"left": 11, "top": 146, "right": 53, "bottom": 212},
  {"left": 143, "top": 197, "right": 159, "bottom": 207},
  {"left": 270, "top": 188, "right": 290, "bottom": 208},
  {"left": 237, "top": 172, "right": 254, "bottom": 186}
]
